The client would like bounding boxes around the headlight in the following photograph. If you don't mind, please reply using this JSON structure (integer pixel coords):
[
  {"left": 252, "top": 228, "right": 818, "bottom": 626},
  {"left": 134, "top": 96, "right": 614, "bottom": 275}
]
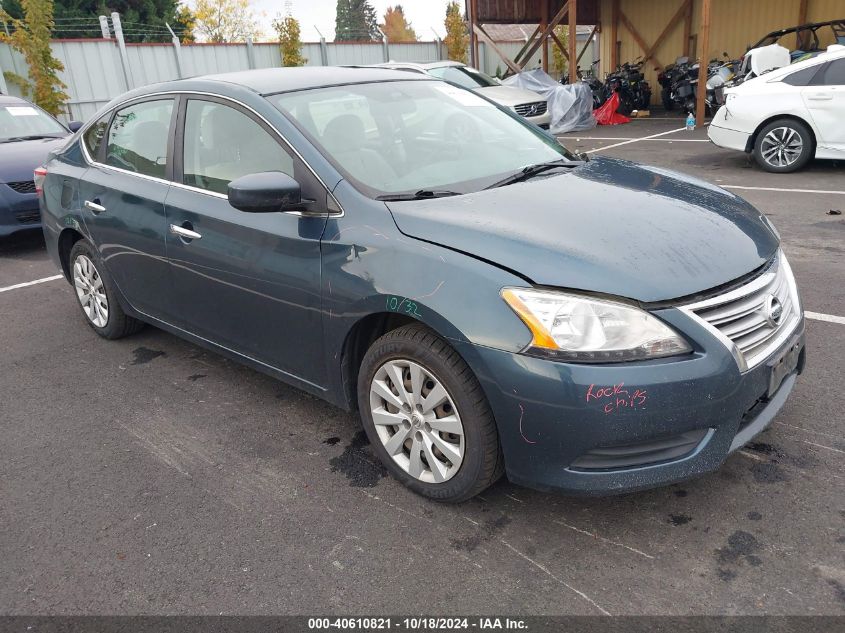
[{"left": 501, "top": 288, "right": 692, "bottom": 363}]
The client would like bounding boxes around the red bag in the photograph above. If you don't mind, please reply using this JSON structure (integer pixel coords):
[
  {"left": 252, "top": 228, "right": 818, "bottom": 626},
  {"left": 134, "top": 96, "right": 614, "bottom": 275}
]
[{"left": 594, "top": 93, "right": 630, "bottom": 125}]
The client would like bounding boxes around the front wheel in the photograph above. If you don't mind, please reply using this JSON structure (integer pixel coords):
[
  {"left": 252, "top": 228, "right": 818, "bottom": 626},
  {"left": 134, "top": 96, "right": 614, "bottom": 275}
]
[
  {"left": 753, "top": 119, "right": 814, "bottom": 173},
  {"left": 357, "top": 324, "right": 503, "bottom": 502}
]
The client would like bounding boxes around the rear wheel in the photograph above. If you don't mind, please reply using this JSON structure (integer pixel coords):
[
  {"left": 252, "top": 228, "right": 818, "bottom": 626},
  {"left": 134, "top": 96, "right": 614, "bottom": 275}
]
[
  {"left": 753, "top": 119, "right": 813, "bottom": 173},
  {"left": 357, "top": 324, "right": 503, "bottom": 502},
  {"left": 69, "top": 239, "right": 144, "bottom": 339}
]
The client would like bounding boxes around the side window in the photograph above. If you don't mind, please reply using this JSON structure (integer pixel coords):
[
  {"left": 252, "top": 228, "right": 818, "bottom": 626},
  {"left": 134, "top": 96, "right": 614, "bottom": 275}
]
[
  {"left": 782, "top": 65, "right": 822, "bottom": 86},
  {"left": 83, "top": 111, "right": 111, "bottom": 159},
  {"left": 817, "top": 59, "right": 845, "bottom": 85},
  {"left": 105, "top": 99, "right": 173, "bottom": 179},
  {"left": 183, "top": 100, "right": 294, "bottom": 195}
]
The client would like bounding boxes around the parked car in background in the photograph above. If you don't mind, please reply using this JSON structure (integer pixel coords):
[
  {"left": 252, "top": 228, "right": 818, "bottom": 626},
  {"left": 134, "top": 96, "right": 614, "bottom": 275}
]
[
  {"left": 372, "top": 60, "right": 552, "bottom": 129},
  {"left": 708, "top": 45, "right": 845, "bottom": 172},
  {"left": 1, "top": 95, "right": 79, "bottom": 237},
  {"left": 40, "top": 67, "right": 803, "bottom": 502}
]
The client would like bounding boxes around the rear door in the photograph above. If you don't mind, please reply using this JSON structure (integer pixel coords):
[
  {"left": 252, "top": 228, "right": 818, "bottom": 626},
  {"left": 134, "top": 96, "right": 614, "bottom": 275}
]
[
  {"left": 77, "top": 97, "right": 177, "bottom": 321},
  {"left": 164, "top": 95, "right": 329, "bottom": 387},
  {"left": 802, "top": 59, "right": 845, "bottom": 154}
]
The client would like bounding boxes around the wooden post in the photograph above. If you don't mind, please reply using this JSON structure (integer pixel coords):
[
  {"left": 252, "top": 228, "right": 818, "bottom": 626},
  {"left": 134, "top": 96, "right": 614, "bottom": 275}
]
[
  {"left": 696, "top": 0, "right": 711, "bottom": 127},
  {"left": 513, "top": 1, "right": 570, "bottom": 71},
  {"left": 683, "top": 0, "right": 693, "bottom": 57},
  {"left": 568, "top": 0, "right": 578, "bottom": 82},
  {"left": 467, "top": 0, "right": 478, "bottom": 68},
  {"left": 797, "top": 0, "right": 809, "bottom": 48},
  {"left": 611, "top": 0, "right": 619, "bottom": 71},
  {"left": 541, "top": 0, "right": 549, "bottom": 72}
]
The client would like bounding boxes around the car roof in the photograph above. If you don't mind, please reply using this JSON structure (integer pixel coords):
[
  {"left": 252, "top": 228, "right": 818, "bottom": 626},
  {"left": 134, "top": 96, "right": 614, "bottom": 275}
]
[
  {"left": 372, "top": 61, "right": 464, "bottom": 71},
  {"left": 0, "top": 95, "right": 30, "bottom": 106},
  {"left": 196, "top": 66, "right": 432, "bottom": 95}
]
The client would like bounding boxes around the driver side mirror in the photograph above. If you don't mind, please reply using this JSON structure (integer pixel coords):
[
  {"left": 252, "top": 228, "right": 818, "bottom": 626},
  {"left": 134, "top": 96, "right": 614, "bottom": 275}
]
[
  {"left": 68, "top": 121, "right": 83, "bottom": 132},
  {"left": 227, "top": 171, "right": 301, "bottom": 213}
]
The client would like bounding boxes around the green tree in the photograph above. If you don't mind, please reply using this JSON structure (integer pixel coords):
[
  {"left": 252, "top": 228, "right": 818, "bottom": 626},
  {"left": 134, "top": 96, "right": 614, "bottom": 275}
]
[
  {"left": 173, "top": 4, "right": 196, "bottom": 43},
  {"left": 380, "top": 4, "right": 415, "bottom": 43},
  {"left": 334, "top": 0, "right": 380, "bottom": 42},
  {"left": 193, "top": 0, "right": 257, "bottom": 42},
  {"left": 1, "top": 0, "right": 196, "bottom": 43},
  {"left": 273, "top": 14, "right": 306, "bottom": 66},
  {"left": 1, "top": 0, "right": 69, "bottom": 115},
  {"left": 551, "top": 24, "right": 569, "bottom": 78},
  {"left": 443, "top": 1, "right": 466, "bottom": 64}
]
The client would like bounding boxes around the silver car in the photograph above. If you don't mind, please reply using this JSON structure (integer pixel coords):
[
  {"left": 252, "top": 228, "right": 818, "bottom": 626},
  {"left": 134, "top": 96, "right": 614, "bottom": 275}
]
[{"left": 372, "top": 60, "right": 551, "bottom": 128}]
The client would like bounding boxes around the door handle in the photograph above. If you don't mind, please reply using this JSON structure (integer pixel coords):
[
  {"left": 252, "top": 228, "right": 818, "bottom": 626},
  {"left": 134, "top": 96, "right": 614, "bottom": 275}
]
[
  {"left": 84, "top": 199, "right": 106, "bottom": 214},
  {"left": 169, "top": 223, "right": 202, "bottom": 241},
  {"left": 807, "top": 94, "right": 833, "bottom": 101}
]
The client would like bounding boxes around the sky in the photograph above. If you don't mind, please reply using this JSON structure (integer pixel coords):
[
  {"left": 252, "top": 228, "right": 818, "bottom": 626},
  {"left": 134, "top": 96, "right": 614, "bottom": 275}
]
[{"left": 250, "top": 0, "right": 455, "bottom": 42}]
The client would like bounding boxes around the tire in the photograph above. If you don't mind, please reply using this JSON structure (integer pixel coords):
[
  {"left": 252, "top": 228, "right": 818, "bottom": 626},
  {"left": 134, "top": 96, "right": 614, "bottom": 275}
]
[
  {"left": 69, "top": 239, "right": 144, "bottom": 339},
  {"left": 357, "top": 324, "right": 503, "bottom": 502},
  {"left": 753, "top": 118, "right": 814, "bottom": 173}
]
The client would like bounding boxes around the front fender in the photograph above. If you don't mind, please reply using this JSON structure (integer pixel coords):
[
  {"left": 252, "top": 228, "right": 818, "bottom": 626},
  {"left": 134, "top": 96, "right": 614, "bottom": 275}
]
[{"left": 321, "top": 181, "right": 533, "bottom": 408}]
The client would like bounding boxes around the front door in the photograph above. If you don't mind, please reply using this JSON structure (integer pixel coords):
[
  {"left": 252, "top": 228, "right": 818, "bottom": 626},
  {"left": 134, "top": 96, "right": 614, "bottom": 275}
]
[
  {"left": 802, "top": 58, "right": 845, "bottom": 154},
  {"left": 77, "top": 97, "right": 176, "bottom": 320},
  {"left": 164, "top": 96, "right": 328, "bottom": 388}
]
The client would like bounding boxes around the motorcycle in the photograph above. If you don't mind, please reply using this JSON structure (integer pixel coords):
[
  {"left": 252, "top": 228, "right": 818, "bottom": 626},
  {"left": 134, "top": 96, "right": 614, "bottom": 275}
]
[
  {"left": 604, "top": 58, "right": 652, "bottom": 115},
  {"left": 660, "top": 54, "right": 741, "bottom": 115},
  {"left": 561, "top": 59, "right": 608, "bottom": 109}
]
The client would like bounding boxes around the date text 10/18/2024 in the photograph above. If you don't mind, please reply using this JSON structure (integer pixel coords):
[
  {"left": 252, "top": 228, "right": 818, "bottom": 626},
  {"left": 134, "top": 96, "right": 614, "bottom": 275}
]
[{"left": 308, "top": 617, "right": 528, "bottom": 630}]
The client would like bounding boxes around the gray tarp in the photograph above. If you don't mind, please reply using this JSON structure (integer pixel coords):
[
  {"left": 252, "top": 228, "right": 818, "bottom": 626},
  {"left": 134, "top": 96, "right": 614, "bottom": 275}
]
[{"left": 503, "top": 69, "right": 597, "bottom": 134}]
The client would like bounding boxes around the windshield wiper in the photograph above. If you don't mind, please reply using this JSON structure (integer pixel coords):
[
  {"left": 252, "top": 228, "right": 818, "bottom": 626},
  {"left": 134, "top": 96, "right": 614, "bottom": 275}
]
[
  {"left": 0, "top": 134, "right": 63, "bottom": 144},
  {"left": 376, "top": 189, "right": 461, "bottom": 201},
  {"left": 484, "top": 158, "right": 581, "bottom": 190}
]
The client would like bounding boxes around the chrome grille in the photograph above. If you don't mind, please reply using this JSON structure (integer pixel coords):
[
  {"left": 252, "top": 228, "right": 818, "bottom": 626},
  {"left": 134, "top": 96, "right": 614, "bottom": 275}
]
[
  {"left": 514, "top": 101, "right": 547, "bottom": 117},
  {"left": 681, "top": 251, "right": 801, "bottom": 370},
  {"left": 6, "top": 180, "right": 37, "bottom": 194}
]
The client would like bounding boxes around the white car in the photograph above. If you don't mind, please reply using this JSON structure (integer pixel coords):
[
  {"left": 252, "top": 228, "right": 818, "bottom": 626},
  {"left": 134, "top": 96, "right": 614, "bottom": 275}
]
[
  {"left": 372, "top": 61, "right": 552, "bottom": 129},
  {"left": 708, "top": 45, "right": 845, "bottom": 172}
]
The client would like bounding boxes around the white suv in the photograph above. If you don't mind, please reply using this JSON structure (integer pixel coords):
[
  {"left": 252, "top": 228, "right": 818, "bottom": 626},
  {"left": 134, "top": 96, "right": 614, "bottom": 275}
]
[
  {"left": 372, "top": 61, "right": 552, "bottom": 129},
  {"left": 708, "top": 45, "right": 845, "bottom": 172}
]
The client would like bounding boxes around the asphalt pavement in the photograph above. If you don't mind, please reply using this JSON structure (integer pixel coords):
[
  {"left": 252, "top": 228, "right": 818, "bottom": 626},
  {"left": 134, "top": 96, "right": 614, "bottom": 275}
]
[{"left": 1, "top": 115, "right": 843, "bottom": 615}]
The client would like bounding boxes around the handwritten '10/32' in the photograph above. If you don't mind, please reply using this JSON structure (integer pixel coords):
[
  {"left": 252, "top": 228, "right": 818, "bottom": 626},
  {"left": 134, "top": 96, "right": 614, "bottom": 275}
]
[{"left": 386, "top": 296, "right": 422, "bottom": 318}]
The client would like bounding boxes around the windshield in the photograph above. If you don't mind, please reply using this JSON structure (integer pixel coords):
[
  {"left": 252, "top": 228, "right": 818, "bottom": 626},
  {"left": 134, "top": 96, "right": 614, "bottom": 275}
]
[
  {"left": 0, "top": 104, "right": 66, "bottom": 142},
  {"left": 270, "top": 80, "right": 573, "bottom": 197},
  {"left": 427, "top": 65, "right": 499, "bottom": 89}
]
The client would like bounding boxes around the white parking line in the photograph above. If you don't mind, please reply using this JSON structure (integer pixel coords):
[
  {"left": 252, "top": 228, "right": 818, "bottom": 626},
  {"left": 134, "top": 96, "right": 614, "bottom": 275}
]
[
  {"left": 805, "top": 311, "right": 845, "bottom": 325},
  {"left": 584, "top": 127, "right": 688, "bottom": 154},
  {"left": 722, "top": 185, "right": 845, "bottom": 195},
  {"left": 563, "top": 137, "right": 710, "bottom": 142},
  {"left": 0, "top": 274, "right": 63, "bottom": 294}
]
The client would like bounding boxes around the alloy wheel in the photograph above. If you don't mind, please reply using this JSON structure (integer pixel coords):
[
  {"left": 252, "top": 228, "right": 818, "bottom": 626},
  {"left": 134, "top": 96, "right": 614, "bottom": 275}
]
[
  {"left": 369, "top": 359, "right": 465, "bottom": 483},
  {"left": 73, "top": 254, "right": 109, "bottom": 328},
  {"left": 761, "top": 127, "right": 803, "bottom": 169}
]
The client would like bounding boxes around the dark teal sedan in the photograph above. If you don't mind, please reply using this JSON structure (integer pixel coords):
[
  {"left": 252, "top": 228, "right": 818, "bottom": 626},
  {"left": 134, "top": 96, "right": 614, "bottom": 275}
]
[{"left": 39, "top": 67, "right": 805, "bottom": 502}]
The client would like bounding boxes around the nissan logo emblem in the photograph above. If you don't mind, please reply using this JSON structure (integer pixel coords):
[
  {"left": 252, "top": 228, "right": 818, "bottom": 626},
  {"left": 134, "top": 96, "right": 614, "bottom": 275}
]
[{"left": 763, "top": 295, "right": 783, "bottom": 328}]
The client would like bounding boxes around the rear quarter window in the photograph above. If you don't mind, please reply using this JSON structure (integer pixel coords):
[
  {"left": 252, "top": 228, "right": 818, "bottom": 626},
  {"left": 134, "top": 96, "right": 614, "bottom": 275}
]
[{"left": 781, "top": 65, "right": 823, "bottom": 86}]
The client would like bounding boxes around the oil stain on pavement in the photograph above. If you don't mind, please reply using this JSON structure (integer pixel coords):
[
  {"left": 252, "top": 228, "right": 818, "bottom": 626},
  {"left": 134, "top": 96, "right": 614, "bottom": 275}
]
[
  {"left": 130, "top": 347, "right": 166, "bottom": 366},
  {"left": 329, "top": 430, "right": 387, "bottom": 487}
]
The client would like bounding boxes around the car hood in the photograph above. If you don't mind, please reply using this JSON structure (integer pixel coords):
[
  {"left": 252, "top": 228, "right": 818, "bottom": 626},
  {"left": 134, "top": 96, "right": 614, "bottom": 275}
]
[
  {"left": 0, "top": 136, "right": 68, "bottom": 183},
  {"left": 385, "top": 157, "right": 779, "bottom": 304},
  {"left": 474, "top": 85, "right": 545, "bottom": 107}
]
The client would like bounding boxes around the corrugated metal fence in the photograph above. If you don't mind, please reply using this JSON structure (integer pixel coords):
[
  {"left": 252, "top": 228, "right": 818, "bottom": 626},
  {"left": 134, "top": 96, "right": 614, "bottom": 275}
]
[{"left": 1, "top": 34, "right": 593, "bottom": 122}]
